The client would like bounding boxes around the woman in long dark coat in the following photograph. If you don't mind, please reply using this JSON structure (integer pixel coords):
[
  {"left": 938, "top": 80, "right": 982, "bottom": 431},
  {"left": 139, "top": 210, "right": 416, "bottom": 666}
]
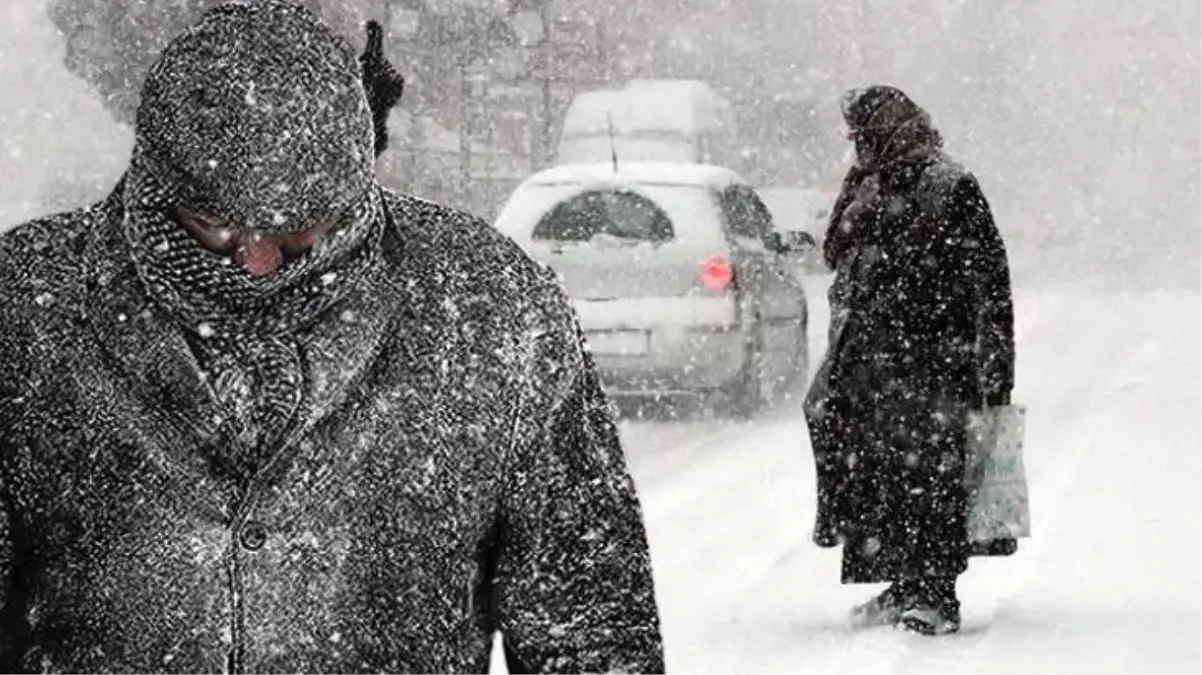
[{"left": 804, "top": 85, "right": 1016, "bottom": 635}]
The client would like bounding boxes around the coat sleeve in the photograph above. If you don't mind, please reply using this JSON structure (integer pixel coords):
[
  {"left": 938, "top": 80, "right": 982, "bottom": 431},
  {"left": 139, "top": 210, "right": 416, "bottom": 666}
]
[
  {"left": 494, "top": 282, "right": 664, "bottom": 675},
  {"left": 0, "top": 478, "right": 10, "bottom": 658},
  {"left": 0, "top": 222, "right": 56, "bottom": 668},
  {"left": 952, "top": 174, "right": 1016, "bottom": 406},
  {"left": 0, "top": 323, "right": 23, "bottom": 668}
]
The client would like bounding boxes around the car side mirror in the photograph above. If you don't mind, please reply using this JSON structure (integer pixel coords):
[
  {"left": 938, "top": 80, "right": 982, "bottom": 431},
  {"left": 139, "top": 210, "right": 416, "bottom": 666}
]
[{"left": 764, "top": 230, "right": 816, "bottom": 254}]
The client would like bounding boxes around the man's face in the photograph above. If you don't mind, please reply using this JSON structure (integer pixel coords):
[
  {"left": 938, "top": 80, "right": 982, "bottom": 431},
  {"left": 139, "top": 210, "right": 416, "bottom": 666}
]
[{"left": 172, "top": 206, "right": 339, "bottom": 276}]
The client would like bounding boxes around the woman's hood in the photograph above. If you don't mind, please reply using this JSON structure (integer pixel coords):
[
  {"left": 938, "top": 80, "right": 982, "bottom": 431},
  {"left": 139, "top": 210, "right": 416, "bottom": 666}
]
[{"left": 841, "top": 85, "right": 943, "bottom": 170}]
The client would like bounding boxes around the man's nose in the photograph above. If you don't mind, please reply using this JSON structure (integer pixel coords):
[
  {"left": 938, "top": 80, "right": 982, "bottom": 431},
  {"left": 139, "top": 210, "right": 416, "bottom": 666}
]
[{"left": 236, "top": 231, "right": 285, "bottom": 276}]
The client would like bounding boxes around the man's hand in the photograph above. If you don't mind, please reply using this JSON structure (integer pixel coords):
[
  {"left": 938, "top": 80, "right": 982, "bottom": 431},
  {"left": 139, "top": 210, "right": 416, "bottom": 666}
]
[{"left": 359, "top": 20, "right": 405, "bottom": 157}]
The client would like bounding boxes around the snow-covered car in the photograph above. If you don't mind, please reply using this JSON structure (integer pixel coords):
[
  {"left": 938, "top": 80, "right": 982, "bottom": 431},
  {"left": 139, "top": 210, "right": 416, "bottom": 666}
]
[
  {"left": 555, "top": 79, "right": 741, "bottom": 170},
  {"left": 494, "top": 162, "right": 814, "bottom": 415}
]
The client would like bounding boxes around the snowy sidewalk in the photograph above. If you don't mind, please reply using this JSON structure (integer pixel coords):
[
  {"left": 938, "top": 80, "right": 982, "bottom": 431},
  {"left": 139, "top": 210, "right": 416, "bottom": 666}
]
[
  {"left": 639, "top": 286, "right": 1200, "bottom": 674},
  {"left": 490, "top": 284, "right": 1201, "bottom": 673}
]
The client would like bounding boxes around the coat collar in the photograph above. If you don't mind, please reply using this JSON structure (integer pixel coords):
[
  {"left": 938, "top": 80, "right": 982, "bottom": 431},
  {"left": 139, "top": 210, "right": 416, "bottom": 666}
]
[{"left": 79, "top": 187, "right": 412, "bottom": 517}]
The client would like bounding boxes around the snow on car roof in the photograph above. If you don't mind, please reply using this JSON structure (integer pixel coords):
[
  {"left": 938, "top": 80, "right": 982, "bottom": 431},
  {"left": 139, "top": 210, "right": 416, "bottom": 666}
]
[
  {"left": 560, "top": 80, "right": 731, "bottom": 137},
  {"left": 522, "top": 162, "right": 744, "bottom": 189}
]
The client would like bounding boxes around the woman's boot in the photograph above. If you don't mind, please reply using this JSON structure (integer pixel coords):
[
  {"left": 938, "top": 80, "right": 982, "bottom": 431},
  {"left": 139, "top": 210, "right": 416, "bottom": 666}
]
[
  {"left": 900, "top": 577, "right": 962, "bottom": 635},
  {"left": 850, "top": 580, "right": 914, "bottom": 628}
]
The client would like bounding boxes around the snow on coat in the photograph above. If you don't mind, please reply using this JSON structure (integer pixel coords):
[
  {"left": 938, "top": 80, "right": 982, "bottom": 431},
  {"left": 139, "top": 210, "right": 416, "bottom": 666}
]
[
  {"left": 0, "top": 174, "right": 664, "bottom": 675},
  {"left": 805, "top": 86, "right": 1017, "bottom": 584},
  {"left": 0, "top": 2, "right": 663, "bottom": 672}
]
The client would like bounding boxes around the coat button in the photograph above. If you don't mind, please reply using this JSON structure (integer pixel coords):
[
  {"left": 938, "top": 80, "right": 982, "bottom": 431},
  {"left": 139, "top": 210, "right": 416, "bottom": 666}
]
[{"left": 240, "top": 521, "right": 268, "bottom": 551}]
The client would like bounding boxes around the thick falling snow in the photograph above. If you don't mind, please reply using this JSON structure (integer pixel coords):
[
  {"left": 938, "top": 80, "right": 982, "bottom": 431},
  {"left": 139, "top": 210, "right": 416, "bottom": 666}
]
[{"left": 1, "top": 0, "right": 1199, "bottom": 673}]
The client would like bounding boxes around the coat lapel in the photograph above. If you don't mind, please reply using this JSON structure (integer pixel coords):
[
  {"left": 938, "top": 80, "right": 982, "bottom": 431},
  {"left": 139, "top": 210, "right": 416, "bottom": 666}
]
[
  {"left": 82, "top": 223, "right": 232, "bottom": 518},
  {"left": 278, "top": 265, "right": 406, "bottom": 452}
]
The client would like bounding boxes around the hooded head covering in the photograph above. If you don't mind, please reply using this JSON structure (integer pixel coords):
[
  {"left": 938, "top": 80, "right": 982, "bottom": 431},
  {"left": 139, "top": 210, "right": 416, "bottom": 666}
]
[
  {"left": 119, "top": 1, "right": 384, "bottom": 472},
  {"left": 822, "top": 86, "right": 945, "bottom": 270},
  {"left": 841, "top": 85, "right": 943, "bottom": 171},
  {"left": 122, "top": 0, "right": 381, "bottom": 339}
]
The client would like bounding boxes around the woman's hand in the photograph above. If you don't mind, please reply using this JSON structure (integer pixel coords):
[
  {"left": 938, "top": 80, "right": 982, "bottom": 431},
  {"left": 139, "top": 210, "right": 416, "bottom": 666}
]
[
  {"left": 852, "top": 173, "right": 881, "bottom": 204},
  {"left": 838, "top": 173, "right": 882, "bottom": 235}
]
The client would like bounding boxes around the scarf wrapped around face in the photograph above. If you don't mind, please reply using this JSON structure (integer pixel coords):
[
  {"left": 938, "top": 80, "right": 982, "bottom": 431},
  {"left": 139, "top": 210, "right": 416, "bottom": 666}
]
[
  {"left": 840, "top": 85, "right": 944, "bottom": 172},
  {"left": 823, "top": 85, "right": 945, "bottom": 269},
  {"left": 120, "top": 1, "right": 383, "bottom": 474},
  {"left": 122, "top": 150, "right": 382, "bottom": 340}
]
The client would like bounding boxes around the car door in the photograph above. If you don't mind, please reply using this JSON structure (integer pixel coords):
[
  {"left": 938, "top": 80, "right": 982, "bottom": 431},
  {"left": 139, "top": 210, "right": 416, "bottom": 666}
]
[
  {"left": 720, "top": 184, "right": 804, "bottom": 321},
  {"left": 718, "top": 183, "right": 772, "bottom": 323},
  {"left": 719, "top": 184, "right": 807, "bottom": 374}
]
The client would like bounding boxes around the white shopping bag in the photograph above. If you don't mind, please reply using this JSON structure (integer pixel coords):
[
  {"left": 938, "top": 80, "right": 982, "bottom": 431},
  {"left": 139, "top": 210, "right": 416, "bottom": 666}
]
[{"left": 965, "top": 404, "right": 1031, "bottom": 542}]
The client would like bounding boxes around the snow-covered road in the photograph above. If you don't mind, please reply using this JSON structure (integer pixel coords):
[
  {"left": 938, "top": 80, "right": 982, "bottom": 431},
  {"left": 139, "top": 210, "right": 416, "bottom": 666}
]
[{"left": 498, "top": 274, "right": 1201, "bottom": 673}]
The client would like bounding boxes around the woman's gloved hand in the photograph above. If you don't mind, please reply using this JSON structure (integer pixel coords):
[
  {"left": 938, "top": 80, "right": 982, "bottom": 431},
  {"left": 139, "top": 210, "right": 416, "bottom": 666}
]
[
  {"left": 835, "top": 172, "right": 881, "bottom": 240},
  {"left": 359, "top": 20, "right": 405, "bottom": 157}
]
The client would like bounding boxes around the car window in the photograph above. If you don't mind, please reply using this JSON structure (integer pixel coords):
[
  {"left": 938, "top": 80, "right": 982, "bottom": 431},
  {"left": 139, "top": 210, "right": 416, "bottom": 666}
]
[
  {"left": 532, "top": 189, "right": 674, "bottom": 242},
  {"left": 720, "top": 185, "right": 774, "bottom": 239},
  {"left": 495, "top": 182, "right": 728, "bottom": 248},
  {"left": 742, "top": 188, "right": 777, "bottom": 232}
]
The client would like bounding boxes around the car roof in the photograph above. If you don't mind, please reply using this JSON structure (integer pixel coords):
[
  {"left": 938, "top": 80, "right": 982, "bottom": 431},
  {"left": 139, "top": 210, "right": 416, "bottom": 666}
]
[{"left": 520, "top": 162, "right": 744, "bottom": 190}]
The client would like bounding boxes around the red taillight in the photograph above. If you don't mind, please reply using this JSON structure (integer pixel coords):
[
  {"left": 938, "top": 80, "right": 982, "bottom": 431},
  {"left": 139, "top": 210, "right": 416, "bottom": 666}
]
[{"left": 699, "top": 255, "right": 733, "bottom": 290}]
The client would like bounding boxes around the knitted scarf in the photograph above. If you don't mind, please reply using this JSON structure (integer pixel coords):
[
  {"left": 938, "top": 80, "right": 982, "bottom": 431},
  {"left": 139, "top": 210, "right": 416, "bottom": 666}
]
[
  {"left": 824, "top": 85, "right": 945, "bottom": 269},
  {"left": 120, "top": 0, "right": 383, "bottom": 478}
]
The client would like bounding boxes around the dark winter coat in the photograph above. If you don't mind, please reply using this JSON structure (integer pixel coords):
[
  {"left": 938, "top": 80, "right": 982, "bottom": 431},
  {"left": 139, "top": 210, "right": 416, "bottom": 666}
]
[
  {"left": 0, "top": 186, "right": 663, "bottom": 674},
  {"left": 805, "top": 87, "right": 1016, "bottom": 583},
  {"left": 0, "top": 2, "right": 661, "bottom": 672}
]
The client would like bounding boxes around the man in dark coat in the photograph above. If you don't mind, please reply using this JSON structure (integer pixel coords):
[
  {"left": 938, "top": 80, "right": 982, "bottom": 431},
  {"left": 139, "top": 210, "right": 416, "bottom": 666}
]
[
  {"left": 0, "top": 2, "right": 663, "bottom": 672},
  {"left": 803, "top": 85, "right": 1016, "bottom": 635}
]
